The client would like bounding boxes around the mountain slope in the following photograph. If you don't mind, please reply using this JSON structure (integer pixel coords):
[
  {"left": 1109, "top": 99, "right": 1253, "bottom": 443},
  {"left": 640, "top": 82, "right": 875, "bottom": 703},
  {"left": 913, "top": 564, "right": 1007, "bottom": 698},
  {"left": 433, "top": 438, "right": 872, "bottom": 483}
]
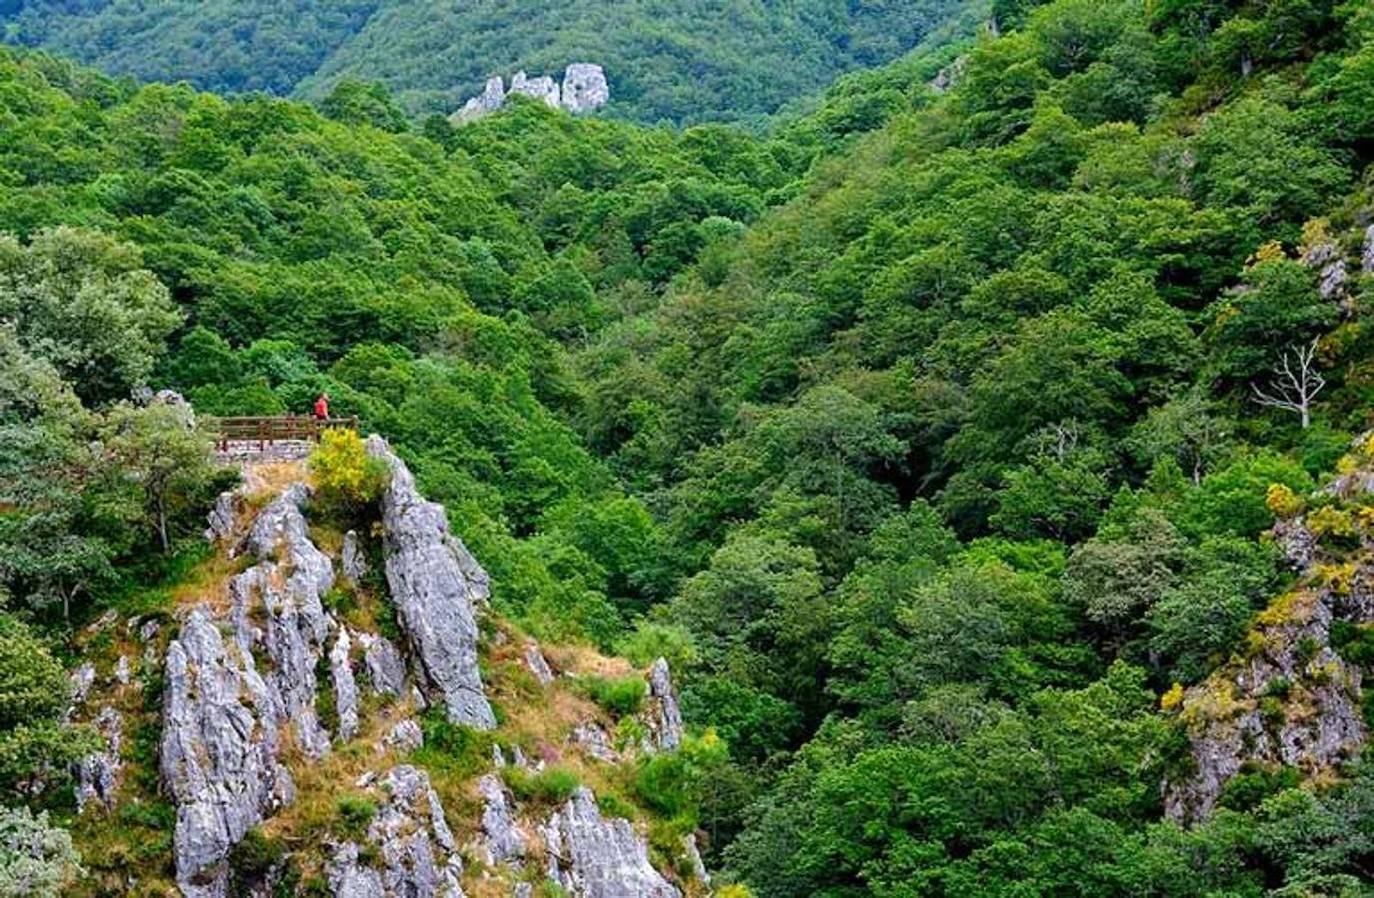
[{"left": 0, "top": 0, "right": 983, "bottom": 125}]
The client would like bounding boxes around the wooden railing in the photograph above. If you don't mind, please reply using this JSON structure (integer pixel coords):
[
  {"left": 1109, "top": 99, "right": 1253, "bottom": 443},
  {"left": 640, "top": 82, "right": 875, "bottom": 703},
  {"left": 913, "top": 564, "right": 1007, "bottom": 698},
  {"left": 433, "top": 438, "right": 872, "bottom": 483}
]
[{"left": 206, "top": 415, "right": 359, "bottom": 450}]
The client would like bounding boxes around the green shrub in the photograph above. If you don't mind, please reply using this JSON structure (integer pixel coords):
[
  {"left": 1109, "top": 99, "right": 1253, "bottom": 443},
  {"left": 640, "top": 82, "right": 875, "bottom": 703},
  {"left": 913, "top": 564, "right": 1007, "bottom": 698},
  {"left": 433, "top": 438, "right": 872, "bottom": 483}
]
[
  {"left": 504, "top": 766, "right": 581, "bottom": 805},
  {"left": 582, "top": 675, "right": 648, "bottom": 716},
  {"left": 335, "top": 795, "right": 377, "bottom": 839},
  {"left": 412, "top": 712, "right": 493, "bottom": 778}
]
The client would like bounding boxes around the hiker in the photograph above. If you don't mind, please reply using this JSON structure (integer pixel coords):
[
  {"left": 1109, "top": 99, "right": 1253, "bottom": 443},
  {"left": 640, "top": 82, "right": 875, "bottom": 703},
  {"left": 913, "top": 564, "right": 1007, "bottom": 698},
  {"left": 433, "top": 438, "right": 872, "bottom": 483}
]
[{"left": 313, "top": 392, "right": 330, "bottom": 420}]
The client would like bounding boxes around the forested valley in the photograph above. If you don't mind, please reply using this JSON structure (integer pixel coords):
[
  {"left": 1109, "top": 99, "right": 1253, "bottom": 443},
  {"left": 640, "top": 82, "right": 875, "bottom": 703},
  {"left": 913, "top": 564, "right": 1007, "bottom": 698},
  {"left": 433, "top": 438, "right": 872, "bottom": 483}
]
[{"left": 3, "top": 0, "right": 1374, "bottom": 895}]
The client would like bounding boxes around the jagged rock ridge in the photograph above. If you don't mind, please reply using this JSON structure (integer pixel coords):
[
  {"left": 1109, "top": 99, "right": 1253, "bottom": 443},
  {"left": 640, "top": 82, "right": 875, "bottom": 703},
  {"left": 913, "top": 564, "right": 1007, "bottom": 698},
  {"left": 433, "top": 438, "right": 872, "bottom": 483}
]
[
  {"left": 367, "top": 435, "right": 496, "bottom": 729},
  {"left": 452, "top": 62, "right": 609, "bottom": 123},
  {"left": 1164, "top": 436, "right": 1374, "bottom": 823}
]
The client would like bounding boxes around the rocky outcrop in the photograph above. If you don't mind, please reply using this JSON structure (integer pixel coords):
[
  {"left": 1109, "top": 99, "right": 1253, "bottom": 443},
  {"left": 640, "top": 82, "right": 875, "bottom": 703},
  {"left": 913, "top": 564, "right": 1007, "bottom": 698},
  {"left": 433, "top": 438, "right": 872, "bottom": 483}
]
[
  {"left": 360, "top": 632, "right": 406, "bottom": 697},
  {"left": 542, "top": 788, "right": 680, "bottom": 898},
  {"left": 204, "top": 489, "right": 237, "bottom": 543},
  {"left": 561, "top": 63, "right": 610, "bottom": 113},
  {"left": 524, "top": 642, "right": 554, "bottom": 686},
  {"left": 333, "top": 629, "right": 361, "bottom": 742},
  {"left": 452, "top": 63, "right": 608, "bottom": 123},
  {"left": 161, "top": 608, "right": 296, "bottom": 898},
  {"left": 75, "top": 705, "right": 123, "bottom": 812},
  {"left": 383, "top": 719, "right": 424, "bottom": 753},
  {"left": 327, "top": 765, "right": 464, "bottom": 898},
  {"left": 571, "top": 722, "right": 618, "bottom": 763},
  {"left": 645, "top": 658, "right": 683, "bottom": 751},
  {"left": 1164, "top": 442, "right": 1374, "bottom": 823},
  {"left": 1163, "top": 578, "right": 1369, "bottom": 823},
  {"left": 510, "top": 71, "right": 560, "bottom": 108},
  {"left": 1362, "top": 224, "right": 1374, "bottom": 275},
  {"left": 367, "top": 436, "right": 495, "bottom": 729},
  {"left": 162, "top": 482, "right": 343, "bottom": 895},
  {"left": 230, "top": 483, "right": 336, "bottom": 756},
  {"left": 477, "top": 773, "right": 525, "bottom": 864},
  {"left": 343, "top": 530, "right": 368, "bottom": 583}
]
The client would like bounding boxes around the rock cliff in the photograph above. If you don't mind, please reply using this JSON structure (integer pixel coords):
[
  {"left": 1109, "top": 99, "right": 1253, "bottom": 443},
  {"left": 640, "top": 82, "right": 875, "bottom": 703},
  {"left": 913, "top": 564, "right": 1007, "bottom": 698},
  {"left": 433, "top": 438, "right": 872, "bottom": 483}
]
[
  {"left": 452, "top": 63, "right": 609, "bottom": 123},
  {"left": 67, "top": 439, "right": 705, "bottom": 897},
  {"left": 1164, "top": 435, "right": 1374, "bottom": 823},
  {"left": 367, "top": 435, "right": 495, "bottom": 729}
]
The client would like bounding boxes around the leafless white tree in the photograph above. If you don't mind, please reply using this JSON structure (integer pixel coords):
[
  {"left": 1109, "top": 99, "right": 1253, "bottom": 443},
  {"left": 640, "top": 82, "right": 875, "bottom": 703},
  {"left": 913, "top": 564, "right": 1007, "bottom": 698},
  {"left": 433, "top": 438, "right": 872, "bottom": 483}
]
[{"left": 1251, "top": 340, "right": 1325, "bottom": 429}]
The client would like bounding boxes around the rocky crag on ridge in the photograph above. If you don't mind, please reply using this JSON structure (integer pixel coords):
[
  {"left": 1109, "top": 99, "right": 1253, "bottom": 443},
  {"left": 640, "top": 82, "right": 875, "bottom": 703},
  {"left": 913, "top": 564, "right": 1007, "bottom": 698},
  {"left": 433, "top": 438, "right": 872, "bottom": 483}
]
[
  {"left": 64, "top": 436, "right": 708, "bottom": 897},
  {"left": 1164, "top": 434, "right": 1374, "bottom": 823},
  {"left": 452, "top": 63, "right": 609, "bottom": 123}
]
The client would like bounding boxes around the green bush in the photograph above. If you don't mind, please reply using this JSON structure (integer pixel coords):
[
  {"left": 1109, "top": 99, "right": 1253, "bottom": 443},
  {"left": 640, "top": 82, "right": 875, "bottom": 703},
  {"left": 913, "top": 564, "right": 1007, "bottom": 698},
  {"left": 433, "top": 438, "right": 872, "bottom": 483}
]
[
  {"left": 504, "top": 766, "right": 581, "bottom": 805},
  {"left": 581, "top": 675, "right": 649, "bottom": 717},
  {"left": 335, "top": 795, "right": 377, "bottom": 839}
]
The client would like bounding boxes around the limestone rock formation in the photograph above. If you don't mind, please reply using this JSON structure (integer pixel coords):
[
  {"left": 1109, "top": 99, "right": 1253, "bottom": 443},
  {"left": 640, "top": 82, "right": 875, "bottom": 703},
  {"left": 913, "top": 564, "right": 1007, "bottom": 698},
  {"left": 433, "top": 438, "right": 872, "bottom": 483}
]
[
  {"left": 230, "top": 483, "right": 336, "bottom": 756},
  {"left": 360, "top": 632, "right": 407, "bottom": 697},
  {"left": 477, "top": 773, "right": 525, "bottom": 864},
  {"left": 75, "top": 705, "right": 123, "bottom": 812},
  {"left": 510, "top": 71, "right": 560, "bottom": 108},
  {"left": 367, "top": 436, "right": 495, "bottom": 729},
  {"left": 524, "top": 642, "right": 555, "bottom": 686},
  {"left": 160, "top": 608, "right": 296, "bottom": 898},
  {"left": 204, "top": 489, "right": 237, "bottom": 543},
  {"left": 452, "top": 63, "right": 608, "bottom": 124},
  {"left": 1164, "top": 440, "right": 1374, "bottom": 823},
  {"left": 542, "top": 788, "right": 680, "bottom": 898},
  {"left": 383, "top": 718, "right": 424, "bottom": 753},
  {"left": 561, "top": 63, "right": 609, "bottom": 113},
  {"left": 343, "top": 530, "right": 368, "bottom": 582},
  {"left": 571, "top": 722, "right": 618, "bottom": 763},
  {"left": 333, "top": 629, "right": 361, "bottom": 742},
  {"left": 327, "top": 765, "right": 464, "bottom": 898},
  {"left": 1363, "top": 224, "right": 1374, "bottom": 275},
  {"left": 645, "top": 658, "right": 683, "bottom": 751}
]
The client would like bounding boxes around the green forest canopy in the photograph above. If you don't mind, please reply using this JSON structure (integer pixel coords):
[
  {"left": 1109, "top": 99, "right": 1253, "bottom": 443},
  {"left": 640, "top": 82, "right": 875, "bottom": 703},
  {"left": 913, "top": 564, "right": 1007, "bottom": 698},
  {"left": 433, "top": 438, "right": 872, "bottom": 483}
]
[{"left": 0, "top": 0, "right": 984, "bottom": 126}]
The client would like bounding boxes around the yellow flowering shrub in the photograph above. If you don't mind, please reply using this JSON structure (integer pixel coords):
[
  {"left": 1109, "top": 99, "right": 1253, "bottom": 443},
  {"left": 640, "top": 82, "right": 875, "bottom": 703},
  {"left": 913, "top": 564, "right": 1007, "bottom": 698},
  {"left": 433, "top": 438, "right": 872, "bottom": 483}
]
[{"left": 1265, "top": 483, "right": 1304, "bottom": 518}]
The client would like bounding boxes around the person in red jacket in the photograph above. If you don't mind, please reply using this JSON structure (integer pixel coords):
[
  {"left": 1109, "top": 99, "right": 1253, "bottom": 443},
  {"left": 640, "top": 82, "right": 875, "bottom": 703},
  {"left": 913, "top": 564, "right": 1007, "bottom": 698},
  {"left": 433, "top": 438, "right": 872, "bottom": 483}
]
[{"left": 313, "top": 392, "right": 330, "bottom": 420}]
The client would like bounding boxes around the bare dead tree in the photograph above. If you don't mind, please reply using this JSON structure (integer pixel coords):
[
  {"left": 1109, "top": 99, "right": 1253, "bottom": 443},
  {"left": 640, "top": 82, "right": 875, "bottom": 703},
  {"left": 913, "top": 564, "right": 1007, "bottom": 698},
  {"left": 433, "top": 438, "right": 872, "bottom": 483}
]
[{"left": 1251, "top": 340, "right": 1325, "bottom": 429}]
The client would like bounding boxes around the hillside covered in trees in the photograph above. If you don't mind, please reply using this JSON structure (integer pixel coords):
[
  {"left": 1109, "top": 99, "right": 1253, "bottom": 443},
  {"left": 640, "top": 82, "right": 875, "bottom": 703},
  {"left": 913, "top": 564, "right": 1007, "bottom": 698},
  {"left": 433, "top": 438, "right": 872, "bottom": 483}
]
[
  {"left": 0, "top": 0, "right": 982, "bottom": 126},
  {"left": 5, "top": 0, "right": 1374, "bottom": 894}
]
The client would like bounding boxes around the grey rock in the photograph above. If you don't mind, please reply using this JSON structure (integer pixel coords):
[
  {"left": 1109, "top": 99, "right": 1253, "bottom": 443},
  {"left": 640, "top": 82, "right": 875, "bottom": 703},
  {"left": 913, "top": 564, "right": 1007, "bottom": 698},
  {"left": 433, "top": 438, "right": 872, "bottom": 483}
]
[
  {"left": 360, "top": 632, "right": 406, "bottom": 697},
  {"left": 542, "top": 787, "right": 680, "bottom": 898},
  {"left": 510, "top": 71, "right": 561, "bottom": 108},
  {"left": 228, "top": 483, "right": 336, "bottom": 755},
  {"left": 646, "top": 658, "right": 683, "bottom": 751},
  {"left": 75, "top": 705, "right": 123, "bottom": 812},
  {"left": 1272, "top": 517, "right": 1317, "bottom": 574},
  {"left": 929, "top": 56, "right": 967, "bottom": 93},
  {"left": 571, "top": 722, "right": 618, "bottom": 763},
  {"left": 524, "top": 643, "right": 554, "bottom": 686},
  {"left": 328, "top": 842, "right": 385, "bottom": 898},
  {"left": 1363, "top": 225, "right": 1374, "bottom": 275},
  {"left": 343, "top": 530, "right": 368, "bottom": 583},
  {"left": 161, "top": 607, "right": 295, "bottom": 898},
  {"left": 681, "top": 834, "right": 709, "bottom": 885},
  {"left": 1163, "top": 572, "right": 1374, "bottom": 823},
  {"left": 151, "top": 389, "right": 196, "bottom": 428},
  {"left": 367, "top": 436, "right": 494, "bottom": 729},
  {"left": 493, "top": 745, "right": 507, "bottom": 767},
  {"left": 114, "top": 655, "right": 131, "bottom": 686},
  {"left": 478, "top": 774, "right": 525, "bottom": 864},
  {"left": 342, "top": 765, "right": 465, "bottom": 898},
  {"left": 205, "top": 489, "right": 238, "bottom": 543},
  {"left": 383, "top": 719, "right": 424, "bottom": 753},
  {"left": 333, "top": 628, "right": 361, "bottom": 742},
  {"left": 69, "top": 662, "right": 96, "bottom": 711},
  {"left": 513, "top": 885, "right": 533, "bottom": 898},
  {"left": 561, "top": 63, "right": 609, "bottom": 113},
  {"left": 140, "top": 618, "right": 162, "bottom": 642},
  {"left": 511, "top": 745, "right": 530, "bottom": 769},
  {"left": 455, "top": 75, "right": 506, "bottom": 123}
]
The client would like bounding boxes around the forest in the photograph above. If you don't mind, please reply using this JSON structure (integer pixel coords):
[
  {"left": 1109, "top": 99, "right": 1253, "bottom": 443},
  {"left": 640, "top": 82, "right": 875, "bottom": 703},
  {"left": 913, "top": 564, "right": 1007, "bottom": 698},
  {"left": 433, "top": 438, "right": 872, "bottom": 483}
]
[
  {"left": 0, "top": 0, "right": 981, "bottom": 126},
  {"left": 3, "top": 0, "right": 1374, "bottom": 894}
]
